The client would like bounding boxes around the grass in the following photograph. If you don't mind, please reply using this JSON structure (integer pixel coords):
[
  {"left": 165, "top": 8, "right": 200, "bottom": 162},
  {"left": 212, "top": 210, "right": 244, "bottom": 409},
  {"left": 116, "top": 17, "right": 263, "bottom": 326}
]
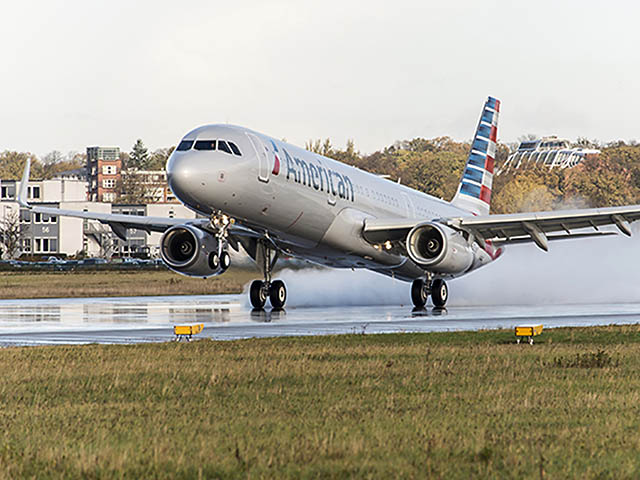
[
  {"left": 1, "top": 325, "right": 640, "bottom": 478},
  {"left": 0, "top": 267, "right": 259, "bottom": 299}
]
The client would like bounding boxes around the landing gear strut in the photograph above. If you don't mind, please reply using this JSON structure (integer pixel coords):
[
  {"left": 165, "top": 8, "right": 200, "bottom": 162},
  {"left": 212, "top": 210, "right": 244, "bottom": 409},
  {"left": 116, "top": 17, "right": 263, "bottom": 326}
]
[
  {"left": 209, "top": 211, "right": 232, "bottom": 273},
  {"left": 411, "top": 276, "right": 448, "bottom": 308},
  {"left": 249, "top": 239, "right": 287, "bottom": 310}
]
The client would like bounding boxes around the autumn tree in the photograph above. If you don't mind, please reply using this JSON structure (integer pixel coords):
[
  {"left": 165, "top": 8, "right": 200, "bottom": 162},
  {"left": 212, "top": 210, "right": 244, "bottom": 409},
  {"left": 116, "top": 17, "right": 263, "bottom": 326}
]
[{"left": 146, "top": 146, "right": 175, "bottom": 170}]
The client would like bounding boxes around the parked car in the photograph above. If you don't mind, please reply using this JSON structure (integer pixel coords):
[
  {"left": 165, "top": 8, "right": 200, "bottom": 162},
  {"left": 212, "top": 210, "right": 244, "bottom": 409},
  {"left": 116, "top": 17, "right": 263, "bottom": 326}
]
[{"left": 80, "top": 258, "right": 108, "bottom": 265}]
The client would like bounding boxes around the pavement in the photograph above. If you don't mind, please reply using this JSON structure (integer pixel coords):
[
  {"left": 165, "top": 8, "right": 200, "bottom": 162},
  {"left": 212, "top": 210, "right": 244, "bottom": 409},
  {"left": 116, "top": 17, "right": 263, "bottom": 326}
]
[{"left": 0, "top": 294, "right": 639, "bottom": 346}]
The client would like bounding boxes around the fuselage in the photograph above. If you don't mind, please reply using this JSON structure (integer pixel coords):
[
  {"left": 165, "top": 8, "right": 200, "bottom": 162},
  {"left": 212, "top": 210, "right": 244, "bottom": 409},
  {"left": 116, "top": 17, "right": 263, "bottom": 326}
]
[{"left": 166, "top": 124, "right": 495, "bottom": 281}]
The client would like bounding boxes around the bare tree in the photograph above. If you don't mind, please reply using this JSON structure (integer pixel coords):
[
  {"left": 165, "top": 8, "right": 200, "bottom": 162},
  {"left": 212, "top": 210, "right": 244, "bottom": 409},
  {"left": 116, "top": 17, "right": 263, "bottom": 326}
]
[{"left": 0, "top": 211, "right": 24, "bottom": 259}]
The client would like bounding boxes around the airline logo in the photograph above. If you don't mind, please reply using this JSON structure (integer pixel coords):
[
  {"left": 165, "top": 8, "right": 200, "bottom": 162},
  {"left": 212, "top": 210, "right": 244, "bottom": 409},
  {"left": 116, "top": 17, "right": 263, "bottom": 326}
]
[
  {"left": 453, "top": 96, "right": 500, "bottom": 216},
  {"left": 270, "top": 140, "right": 281, "bottom": 175}
]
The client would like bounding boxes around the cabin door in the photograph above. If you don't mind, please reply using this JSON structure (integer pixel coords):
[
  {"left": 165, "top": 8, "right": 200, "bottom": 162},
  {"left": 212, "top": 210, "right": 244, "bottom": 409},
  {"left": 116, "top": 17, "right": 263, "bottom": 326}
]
[{"left": 246, "top": 133, "right": 270, "bottom": 183}]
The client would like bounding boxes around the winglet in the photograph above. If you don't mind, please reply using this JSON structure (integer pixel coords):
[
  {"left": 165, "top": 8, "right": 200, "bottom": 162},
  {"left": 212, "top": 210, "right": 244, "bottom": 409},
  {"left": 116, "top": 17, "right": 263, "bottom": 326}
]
[{"left": 17, "top": 159, "right": 31, "bottom": 208}]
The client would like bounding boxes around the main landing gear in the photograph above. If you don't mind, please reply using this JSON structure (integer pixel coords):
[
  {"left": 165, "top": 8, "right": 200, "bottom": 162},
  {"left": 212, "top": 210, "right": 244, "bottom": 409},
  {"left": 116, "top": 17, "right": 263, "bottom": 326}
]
[
  {"left": 249, "top": 240, "right": 287, "bottom": 310},
  {"left": 411, "top": 276, "right": 448, "bottom": 308}
]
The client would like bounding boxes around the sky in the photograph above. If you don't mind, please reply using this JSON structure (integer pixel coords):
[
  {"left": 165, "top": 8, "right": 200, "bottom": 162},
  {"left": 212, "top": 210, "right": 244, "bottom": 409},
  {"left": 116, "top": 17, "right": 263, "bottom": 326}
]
[{"left": 1, "top": 0, "right": 639, "bottom": 157}]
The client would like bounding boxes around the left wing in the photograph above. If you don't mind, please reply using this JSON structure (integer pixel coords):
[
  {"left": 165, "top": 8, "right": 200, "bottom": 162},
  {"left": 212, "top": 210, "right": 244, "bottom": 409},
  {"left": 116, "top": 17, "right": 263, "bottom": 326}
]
[{"left": 364, "top": 205, "right": 640, "bottom": 251}]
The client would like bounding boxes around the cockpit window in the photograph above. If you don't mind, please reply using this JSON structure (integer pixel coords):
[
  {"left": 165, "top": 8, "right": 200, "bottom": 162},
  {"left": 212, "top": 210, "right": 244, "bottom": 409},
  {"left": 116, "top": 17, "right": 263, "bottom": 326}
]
[
  {"left": 228, "top": 142, "right": 241, "bottom": 156},
  {"left": 194, "top": 140, "right": 216, "bottom": 151},
  {"left": 176, "top": 140, "right": 193, "bottom": 151},
  {"left": 218, "top": 140, "right": 232, "bottom": 154}
]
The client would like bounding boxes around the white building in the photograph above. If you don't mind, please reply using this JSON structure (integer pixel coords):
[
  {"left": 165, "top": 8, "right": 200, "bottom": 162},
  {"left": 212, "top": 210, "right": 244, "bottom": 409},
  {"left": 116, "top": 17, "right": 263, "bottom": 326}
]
[{"left": 498, "top": 136, "right": 601, "bottom": 175}]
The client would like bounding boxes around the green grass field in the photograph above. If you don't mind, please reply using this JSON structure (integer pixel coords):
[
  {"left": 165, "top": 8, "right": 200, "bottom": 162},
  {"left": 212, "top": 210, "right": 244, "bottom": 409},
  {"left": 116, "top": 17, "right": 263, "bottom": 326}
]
[
  {"left": 0, "top": 267, "right": 258, "bottom": 299},
  {"left": 1, "top": 325, "right": 640, "bottom": 478}
]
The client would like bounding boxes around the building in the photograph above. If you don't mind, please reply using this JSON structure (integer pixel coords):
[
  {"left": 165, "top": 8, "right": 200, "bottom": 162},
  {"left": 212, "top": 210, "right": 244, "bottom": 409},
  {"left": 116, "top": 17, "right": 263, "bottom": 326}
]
[
  {"left": 497, "top": 136, "right": 600, "bottom": 174},
  {"left": 86, "top": 146, "right": 121, "bottom": 202},
  {"left": 0, "top": 178, "right": 87, "bottom": 203}
]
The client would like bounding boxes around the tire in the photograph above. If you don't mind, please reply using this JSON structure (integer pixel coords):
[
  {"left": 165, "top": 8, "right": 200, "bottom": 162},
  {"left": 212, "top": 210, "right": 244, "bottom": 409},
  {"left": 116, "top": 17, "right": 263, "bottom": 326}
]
[
  {"left": 249, "top": 280, "right": 267, "bottom": 309},
  {"left": 411, "top": 279, "right": 428, "bottom": 308},
  {"left": 269, "top": 280, "right": 287, "bottom": 309},
  {"left": 220, "top": 251, "right": 231, "bottom": 271},
  {"left": 208, "top": 252, "right": 220, "bottom": 270},
  {"left": 431, "top": 279, "right": 448, "bottom": 308}
]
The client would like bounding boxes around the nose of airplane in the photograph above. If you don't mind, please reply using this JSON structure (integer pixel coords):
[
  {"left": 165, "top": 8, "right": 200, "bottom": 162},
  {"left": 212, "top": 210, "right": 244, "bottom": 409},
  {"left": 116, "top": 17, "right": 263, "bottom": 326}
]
[{"left": 166, "top": 151, "right": 198, "bottom": 204}]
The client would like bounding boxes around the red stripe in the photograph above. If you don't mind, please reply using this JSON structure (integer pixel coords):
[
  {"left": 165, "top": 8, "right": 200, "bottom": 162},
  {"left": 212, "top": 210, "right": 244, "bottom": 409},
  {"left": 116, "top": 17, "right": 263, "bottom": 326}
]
[
  {"left": 494, "top": 99, "right": 501, "bottom": 112},
  {"left": 485, "top": 156, "right": 495, "bottom": 174},
  {"left": 480, "top": 185, "right": 491, "bottom": 204},
  {"left": 490, "top": 126, "right": 497, "bottom": 142}
]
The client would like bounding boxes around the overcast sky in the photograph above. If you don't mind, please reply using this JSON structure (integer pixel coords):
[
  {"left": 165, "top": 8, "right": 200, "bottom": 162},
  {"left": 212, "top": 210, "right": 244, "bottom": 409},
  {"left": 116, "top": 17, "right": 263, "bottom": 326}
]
[{"left": 1, "top": 0, "right": 639, "bottom": 157}]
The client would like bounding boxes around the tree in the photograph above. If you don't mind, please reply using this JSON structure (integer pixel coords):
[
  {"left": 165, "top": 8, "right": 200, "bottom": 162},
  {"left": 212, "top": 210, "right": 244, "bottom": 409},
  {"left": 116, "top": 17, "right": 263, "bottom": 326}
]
[
  {"left": 118, "top": 173, "right": 148, "bottom": 204},
  {"left": 128, "top": 139, "right": 149, "bottom": 170},
  {"left": 146, "top": 146, "right": 174, "bottom": 170},
  {"left": 0, "top": 211, "right": 24, "bottom": 259},
  {"left": 0, "top": 151, "right": 41, "bottom": 180}
]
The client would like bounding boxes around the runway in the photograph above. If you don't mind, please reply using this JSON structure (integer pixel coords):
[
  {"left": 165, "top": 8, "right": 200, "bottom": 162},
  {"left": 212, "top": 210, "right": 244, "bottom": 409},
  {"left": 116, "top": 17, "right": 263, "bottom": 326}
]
[{"left": 0, "top": 294, "right": 639, "bottom": 346}]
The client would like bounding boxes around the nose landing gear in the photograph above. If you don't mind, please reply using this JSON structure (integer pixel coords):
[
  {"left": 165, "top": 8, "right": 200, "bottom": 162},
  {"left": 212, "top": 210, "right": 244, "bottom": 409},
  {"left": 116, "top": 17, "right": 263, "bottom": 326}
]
[
  {"left": 411, "top": 276, "right": 448, "bottom": 308},
  {"left": 249, "top": 239, "right": 287, "bottom": 310}
]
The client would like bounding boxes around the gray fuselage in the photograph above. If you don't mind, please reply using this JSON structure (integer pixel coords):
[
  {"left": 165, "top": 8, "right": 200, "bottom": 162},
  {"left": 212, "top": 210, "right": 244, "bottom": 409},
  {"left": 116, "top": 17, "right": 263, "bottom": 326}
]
[{"left": 166, "top": 124, "right": 489, "bottom": 281}]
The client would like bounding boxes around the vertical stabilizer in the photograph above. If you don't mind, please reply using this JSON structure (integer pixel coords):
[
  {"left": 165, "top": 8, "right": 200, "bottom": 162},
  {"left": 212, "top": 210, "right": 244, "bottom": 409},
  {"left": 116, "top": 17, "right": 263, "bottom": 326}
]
[{"left": 451, "top": 96, "right": 500, "bottom": 216}]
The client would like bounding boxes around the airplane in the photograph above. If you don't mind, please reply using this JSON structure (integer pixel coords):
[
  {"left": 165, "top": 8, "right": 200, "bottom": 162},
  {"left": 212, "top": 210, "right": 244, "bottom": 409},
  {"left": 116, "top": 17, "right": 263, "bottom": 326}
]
[{"left": 17, "top": 97, "right": 640, "bottom": 310}]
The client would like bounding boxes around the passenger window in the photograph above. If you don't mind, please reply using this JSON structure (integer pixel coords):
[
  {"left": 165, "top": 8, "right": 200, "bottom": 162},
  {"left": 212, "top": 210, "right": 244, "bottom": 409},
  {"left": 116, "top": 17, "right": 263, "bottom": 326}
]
[
  {"left": 228, "top": 142, "right": 241, "bottom": 156},
  {"left": 218, "top": 141, "right": 232, "bottom": 154},
  {"left": 176, "top": 140, "right": 194, "bottom": 151},
  {"left": 194, "top": 140, "right": 216, "bottom": 151}
]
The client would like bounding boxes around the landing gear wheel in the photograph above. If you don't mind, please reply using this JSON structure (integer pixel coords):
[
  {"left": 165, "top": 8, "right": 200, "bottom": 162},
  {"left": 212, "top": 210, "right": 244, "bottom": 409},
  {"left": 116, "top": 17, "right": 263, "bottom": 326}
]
[
  {"left": 250, "top": 280, "right": 267, "bottom": 309},
  {"left": 220, "top": 251, "right": 231, "bottom": 271},
  {"left": 431, "top": 279, "right": 448, "bottom": 308},
  {"left": 269, "top": 280, "right": 287, "bottom": 309},
  {"left": 209, "top": 252, "right": 220, "bottom": 270},
  {"left": 411, "top": 279, "right": 429, "bottom": 308}
]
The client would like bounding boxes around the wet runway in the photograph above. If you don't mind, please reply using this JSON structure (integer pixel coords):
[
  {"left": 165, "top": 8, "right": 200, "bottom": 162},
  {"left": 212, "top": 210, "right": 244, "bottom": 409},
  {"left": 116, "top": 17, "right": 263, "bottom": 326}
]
[{"left": 0, "top": 294, "right": 639, "bottom": 346}]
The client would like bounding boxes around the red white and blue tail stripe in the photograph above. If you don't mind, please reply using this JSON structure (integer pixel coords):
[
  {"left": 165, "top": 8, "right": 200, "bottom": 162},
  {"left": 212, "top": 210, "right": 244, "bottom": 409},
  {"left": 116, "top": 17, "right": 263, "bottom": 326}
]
[{"left": 451, "top": 96, "right": 500, "bottom": 216}]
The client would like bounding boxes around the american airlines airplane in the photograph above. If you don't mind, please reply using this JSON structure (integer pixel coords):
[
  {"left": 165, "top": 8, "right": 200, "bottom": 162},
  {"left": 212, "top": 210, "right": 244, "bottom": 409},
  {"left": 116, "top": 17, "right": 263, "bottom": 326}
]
[{"left": 18, "top": 97, "right": 640, "bottom": 309}]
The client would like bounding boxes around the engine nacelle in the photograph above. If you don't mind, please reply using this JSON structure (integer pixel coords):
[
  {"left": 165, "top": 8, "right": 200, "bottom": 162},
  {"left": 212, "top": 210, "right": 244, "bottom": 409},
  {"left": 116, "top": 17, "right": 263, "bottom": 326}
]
[
  {"left": 405, "top": 222, "right": 474, "bottom": 274},
  {"left": 160, "top": 224, "right": 223, "bottom": 278}
]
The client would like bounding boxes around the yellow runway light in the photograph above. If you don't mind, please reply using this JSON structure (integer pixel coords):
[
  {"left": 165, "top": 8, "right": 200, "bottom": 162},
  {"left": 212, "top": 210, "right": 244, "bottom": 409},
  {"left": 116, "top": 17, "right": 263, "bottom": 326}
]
[
  {"left": 515, "top": 324, "right": 543, "bottom": 345},
  {"left": 174, "top": 323, "right": 204, "bottom": 342}
]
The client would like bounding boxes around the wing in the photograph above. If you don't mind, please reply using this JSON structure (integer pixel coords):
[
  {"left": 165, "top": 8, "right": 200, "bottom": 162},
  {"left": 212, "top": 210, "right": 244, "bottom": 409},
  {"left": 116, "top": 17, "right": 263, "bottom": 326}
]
[{"left": 363, "top": 205, "right": 640, "bottom": 251}]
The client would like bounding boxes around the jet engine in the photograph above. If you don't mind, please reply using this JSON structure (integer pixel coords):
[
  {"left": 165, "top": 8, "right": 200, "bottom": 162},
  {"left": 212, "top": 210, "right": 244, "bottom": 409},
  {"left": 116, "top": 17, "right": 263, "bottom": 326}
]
[
  {"left": 405, "top": 222, "right": 474, "bottom": 274},
  {"left": 160, "top": 224, "right": 224, "bottom": 277}
]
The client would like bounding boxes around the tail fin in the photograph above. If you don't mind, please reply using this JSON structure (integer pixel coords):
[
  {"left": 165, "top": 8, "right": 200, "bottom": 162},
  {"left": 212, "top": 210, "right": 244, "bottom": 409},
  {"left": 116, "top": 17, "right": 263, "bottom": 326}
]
[{"left": 451, "top": 96, "right": 500, "bottom": 216}]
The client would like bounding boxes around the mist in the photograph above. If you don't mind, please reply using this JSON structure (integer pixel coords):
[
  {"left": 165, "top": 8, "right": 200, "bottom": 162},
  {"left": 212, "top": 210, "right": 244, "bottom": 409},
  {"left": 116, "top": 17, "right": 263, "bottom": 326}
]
[{"left": 245, "top": 228, "right": 640, "bottom": 308}]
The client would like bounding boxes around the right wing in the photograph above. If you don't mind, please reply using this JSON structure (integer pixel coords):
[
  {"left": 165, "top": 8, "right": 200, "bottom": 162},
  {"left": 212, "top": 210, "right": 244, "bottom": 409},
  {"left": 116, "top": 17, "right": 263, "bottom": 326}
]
[{"left": 363, "top": 205, "right": 639, "bottom": 252}]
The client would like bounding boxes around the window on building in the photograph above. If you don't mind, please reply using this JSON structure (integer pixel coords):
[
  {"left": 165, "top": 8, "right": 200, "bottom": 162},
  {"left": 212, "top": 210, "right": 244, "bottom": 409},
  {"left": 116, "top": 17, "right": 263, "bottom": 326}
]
[
  {"left": 194, "top": 140, "right": 216, "bottom": 151},
  {"left": 34, "top": 238, "right": 57, "bottom": 253},
  {"left": 32, "top": 186, "right": 41, "bottom": 199},
  {"left": 103, "top": 165, "right": 117, "bottom": 175},
  {"left": 34, "top": 212, "right": 41, "bottom": 223},
  {"left": 23, "top": 238, "right": 31, "bottom": 253},
  {"left": 103, "top": 179, "right": 116, "bottom": 189},
  {"left": 103, "top": 192, "right": 116, "bottom": 202},
  {"left": 217, "top": 141, "right": 232, "bottom": 154},
  {"left": 1, "top": 186, "right": 9, "bottom": 199}
]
